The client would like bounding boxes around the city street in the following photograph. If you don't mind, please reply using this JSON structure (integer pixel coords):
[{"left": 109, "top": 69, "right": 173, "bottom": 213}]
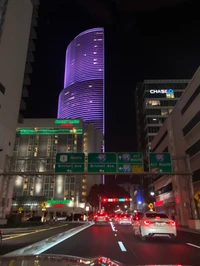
[
  {"left": 41, "top": 223, "right": 200, "bottom": 265},
  {"left": 0, "top": 222, "right": 200, "bottom": 264}
]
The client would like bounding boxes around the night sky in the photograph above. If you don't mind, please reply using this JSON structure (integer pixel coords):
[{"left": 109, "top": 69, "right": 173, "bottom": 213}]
[{"left": 25, "top": 0, "right": 200, "bottom": 153}]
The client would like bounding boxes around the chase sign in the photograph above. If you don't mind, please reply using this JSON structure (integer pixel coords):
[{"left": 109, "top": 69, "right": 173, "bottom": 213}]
[{"left": 150, "top": 88, "right": 174, "bottom": 94}]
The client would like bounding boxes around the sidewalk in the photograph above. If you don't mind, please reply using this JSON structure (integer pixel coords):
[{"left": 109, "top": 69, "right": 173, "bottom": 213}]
[{"left": 177, "top": 225, "right": 200, "bottom": 234}]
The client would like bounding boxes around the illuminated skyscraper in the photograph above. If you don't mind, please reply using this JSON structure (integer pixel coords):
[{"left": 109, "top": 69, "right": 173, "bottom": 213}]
[{"left": 57, "top": 28, "right": 104, "bottom": 133}]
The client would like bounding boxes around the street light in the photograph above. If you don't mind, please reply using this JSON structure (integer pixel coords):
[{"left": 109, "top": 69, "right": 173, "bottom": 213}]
[{"left": 150, "top": 192, "right": 155, "bottom": 196}]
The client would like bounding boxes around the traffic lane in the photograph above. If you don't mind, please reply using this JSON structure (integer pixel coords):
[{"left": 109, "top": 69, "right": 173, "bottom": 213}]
[
  {"left": 0, "top": 223, "right": 81, "bottom": 256},
  {"left": 42, "top": 223, "right": 141, "bottom": 265},
  {"left": 115, "top": 224, "right": 200, "bottom": 265},
  {"left": 177, "top": 230, "right": 200, "bottom": 247}
]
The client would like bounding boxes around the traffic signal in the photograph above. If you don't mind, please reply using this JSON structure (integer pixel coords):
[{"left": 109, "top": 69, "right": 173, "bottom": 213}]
[{"left": 101, "top": 198, "right": 132, "bottom": 202}]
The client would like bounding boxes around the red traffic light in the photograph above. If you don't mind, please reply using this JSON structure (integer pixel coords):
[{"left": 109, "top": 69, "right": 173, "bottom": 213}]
[{"left": 102, "top": 198, "right": 107, "bottom": 202}]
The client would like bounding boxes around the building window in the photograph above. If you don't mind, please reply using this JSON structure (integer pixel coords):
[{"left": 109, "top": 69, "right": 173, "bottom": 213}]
[
  {"left": 82, "top": 192, "right": 87, "bottom": 196},
  {"left": 82, "top": 179, "right": 87, "bottom": 183},
  {"left": 166, "top": 92, "right": 174, "bottom": 98},
  {"left": 82, "top": 185, "right": 87, "bottom": 189},
  {"left": 146, "top": 100, "right": 160, "bottom": 106}
]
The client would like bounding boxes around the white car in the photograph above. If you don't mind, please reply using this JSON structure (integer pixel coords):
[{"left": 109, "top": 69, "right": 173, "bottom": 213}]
[
  {"left": 118, "top": 214, "right": 132, "bottom": 225},
  {"left": 136, "top": 212, "right": 177, "bottom": 241}
]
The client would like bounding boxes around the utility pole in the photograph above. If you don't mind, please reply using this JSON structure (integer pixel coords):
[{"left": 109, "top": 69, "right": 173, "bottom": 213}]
[{"left": 98, "top": 195, "right": 101, "bottom": 211}]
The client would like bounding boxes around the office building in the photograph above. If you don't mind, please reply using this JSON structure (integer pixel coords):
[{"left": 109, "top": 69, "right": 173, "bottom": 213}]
[
  {"left": 12, "top": 118, "right": 103, "bottom": 216},
  {"left": 58, "top": 28, "right": 104, "bottom": 133},
  {"left": 151, "top": 67, "right": 200, "bottom": 228},
  {"left": 136, "top": 80, "right": 189, "bottom": 155},
  {"left": 0, "top": 0, "right": 39, "bottom": 221}
]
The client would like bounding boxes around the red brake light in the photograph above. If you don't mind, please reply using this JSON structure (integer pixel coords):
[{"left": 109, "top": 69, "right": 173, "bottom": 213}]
[
  {"left": 143, "top": 220, "right": 152, "bottom": 226},
  {"left": 167, "top": 220, "right": 176, "bottom": 226},
  {"left": 105, "top": 215, "right": 108, "bottom": 218}
]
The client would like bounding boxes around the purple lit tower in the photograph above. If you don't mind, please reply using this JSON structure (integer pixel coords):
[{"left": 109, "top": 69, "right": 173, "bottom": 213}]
[{"left": 57, "top": 28, "right": 104, "bottom": 133}]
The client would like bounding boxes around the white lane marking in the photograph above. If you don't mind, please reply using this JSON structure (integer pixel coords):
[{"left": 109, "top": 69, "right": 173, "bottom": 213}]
[
  {"left": 110, "top": 222, "right": 116, "bottom": 231},
  {"left": 187, "top": 243, "right": 200, "bottom": 249},
  {"left": 118, "top": 241, "right": 127, "bottom": 252}
]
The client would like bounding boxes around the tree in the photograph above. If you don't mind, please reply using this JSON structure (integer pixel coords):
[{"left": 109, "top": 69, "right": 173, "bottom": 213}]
[{"left": 86, "top": 184, "right": 130, "bottom": 208}]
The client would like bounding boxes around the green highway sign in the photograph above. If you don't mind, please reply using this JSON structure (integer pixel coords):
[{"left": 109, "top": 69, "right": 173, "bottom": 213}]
[
  {"left": 88, "top": 153, "right": 117, "bottom": 173},
  {"left": 118, "top": 152, "right": 143, "bottom": 173},
  {"left": 149, "top": 152, "right": 172, "bottom": 173},
  {"left": 55, "top": 153, "right": 85, "bottom": 173}
]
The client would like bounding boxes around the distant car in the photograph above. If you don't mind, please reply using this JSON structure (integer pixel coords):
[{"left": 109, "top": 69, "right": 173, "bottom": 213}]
[
  {"left": 0, "top": 230, "right": 2, "bottom": 245},
  {"left": 114, "top": 213, "right": 121, "bottom": 223},
  {"left": 94, "top": 212, "right": 109, "bottom": 225},
  {"left": 135, "top": 212, "right": 177, "bottom": 241},
  {"left": 117, "top": 214, "right": 132, "bottom": 225}
]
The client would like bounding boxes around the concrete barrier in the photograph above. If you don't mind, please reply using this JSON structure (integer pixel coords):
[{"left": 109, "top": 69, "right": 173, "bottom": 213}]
[{"left": 3, "top": 222, "right": 94, "bottom": 257}]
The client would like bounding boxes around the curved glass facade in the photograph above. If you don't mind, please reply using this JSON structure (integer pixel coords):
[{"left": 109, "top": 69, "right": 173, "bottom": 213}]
[{"left": 58, "top": 28, "right": 104, "bottom": 133}]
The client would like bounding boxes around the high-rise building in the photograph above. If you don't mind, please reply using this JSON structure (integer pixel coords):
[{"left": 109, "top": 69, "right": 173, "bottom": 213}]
[
  {"left": 135, "top": 80, "right": 190, "bottom": 155},
  {"left": 150, "top": 67, "right": 200, "bottom": 227},
  {"left": 57, "top": 28, "right": 104, "bottom": 133},
  {"left": 12, "top": 118, "right": 103, "bottom": 217},
  {"left": 0, "top": 0, "right": 39, "bottom": 221}
]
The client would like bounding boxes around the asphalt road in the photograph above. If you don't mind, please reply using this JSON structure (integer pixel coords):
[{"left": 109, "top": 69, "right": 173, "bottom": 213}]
[
  {"left": 41, "top": 222, "right": 200, "bottom": 265},
  {"left": 0, "top": 223, "right": 81, "bottom": 256}
]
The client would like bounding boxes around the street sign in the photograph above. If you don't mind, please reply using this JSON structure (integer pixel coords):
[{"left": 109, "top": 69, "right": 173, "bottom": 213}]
[
  {"left": 88, "top": 153, "right": 117, "bottom": 173},
  {"left": 41, "top": 201, "right": 47, "bottom": 208},
  {"left": 18, "top": 207, "right": 23, "bottom": 213},
  {"left": 55, "top": 153, "right": 85, "bottom": 173},
  {"left": 118, "top": 152, "right": 143, "bottom": 173},
  {"left": 194, "top": 191, "right": 200, "bottom": 203},
  {"left": 148, "top": 203, "right": 154, "bottom": 211},
  {"left": 149, "top": 152, "right": 172, "bottom": 173}
]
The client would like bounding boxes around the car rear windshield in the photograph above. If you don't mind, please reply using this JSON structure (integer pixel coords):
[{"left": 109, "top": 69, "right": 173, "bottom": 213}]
[{"left": 146, "top": 213, "right": 168, "bottom": 218}]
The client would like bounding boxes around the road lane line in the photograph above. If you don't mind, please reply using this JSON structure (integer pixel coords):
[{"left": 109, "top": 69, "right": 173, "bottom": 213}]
[
  {"left": 187, "top": 243, "right": 200, "bottom": 249},
  {"left": 118, "top": 241, "right": 127, "bottom": 252},
  {"left": 110, "top": 222, "right": 116, "bottom": 231},
  {"left": 2, "top": 224, "right": 69, "bottom": 241}
]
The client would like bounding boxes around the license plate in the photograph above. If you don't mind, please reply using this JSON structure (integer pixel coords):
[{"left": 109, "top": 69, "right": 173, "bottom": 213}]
[{"left": 156, "top": 222, "right": 165, "bottom": 226}]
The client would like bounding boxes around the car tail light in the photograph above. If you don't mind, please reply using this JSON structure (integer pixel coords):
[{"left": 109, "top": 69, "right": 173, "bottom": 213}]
[
  {"left": 105, "top": 215, "right": 108, "bottom": 218},
  {"left": 94, "top": 215, "right": 97, "bottom": 218},
  {"left": 129, "top": 218, "right": 131, "bottom": 220},
  {"left": 143, "top": 220, "right": 153, "bottom": 226},
  {"left": 167, "top": 220, "right": 176, "bottom": 226}
]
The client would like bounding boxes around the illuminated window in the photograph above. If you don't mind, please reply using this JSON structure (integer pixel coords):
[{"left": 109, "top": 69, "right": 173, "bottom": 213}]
[
  {"left": 93, "top": 52, "right": 97, "bottom": 54},
  {"left": 25, "top": 178, "right": 28, "bottom": 183},
  {"left": 146, "top": 100, "right": 160, "bottom": 106},
  {"left": 82, "top": 192, "right": 87, "bottom": 196},
  {"left": 34, "top": 152, "right": 37, "bottom": 157},
  {"left": 82, "top": 185, "right": 87, "bottom": 189},
  {"left": 93, "top": 62, "right": 98, "bottom": 64},
  {"left": 76, "top": 44, "right": 80, "bottom": 46},
  {"left": 54, "top": 139, "right": 58, "bottom": 144},
  {"left": 161, "top": 109, "right": 168, "bottom": 115},
  {"left": 94, "top": 39, "right": 97, "bottom": 41},
  {"left": 74, "top": 140, "right": 77, "bottom": 144},
  {"left": 84, "top": 133, "right": 88, "bottom": 136},
  {"left": 82, "top": 179, "right": 87, "bottom": 183},
  {"left": 28, "top": 146, "right": 32, "bottom": 151},
  {"left": 88, "top": 85, "right": 92, "bottom": 88},
  {"left": 83, "top": 54, "right": 86, "bottom": 56},
  {"left": 168, "top": 108, "right": 173, "bottom": 114},
  {"left": 23, "top": 184, "right": 27, "bottom": 190},
  {"left": 98, "top": 69, "right": 102, "bottom": 71},
  {"left": 166, "top": 92, "right": 174, "bottom": 98}
]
